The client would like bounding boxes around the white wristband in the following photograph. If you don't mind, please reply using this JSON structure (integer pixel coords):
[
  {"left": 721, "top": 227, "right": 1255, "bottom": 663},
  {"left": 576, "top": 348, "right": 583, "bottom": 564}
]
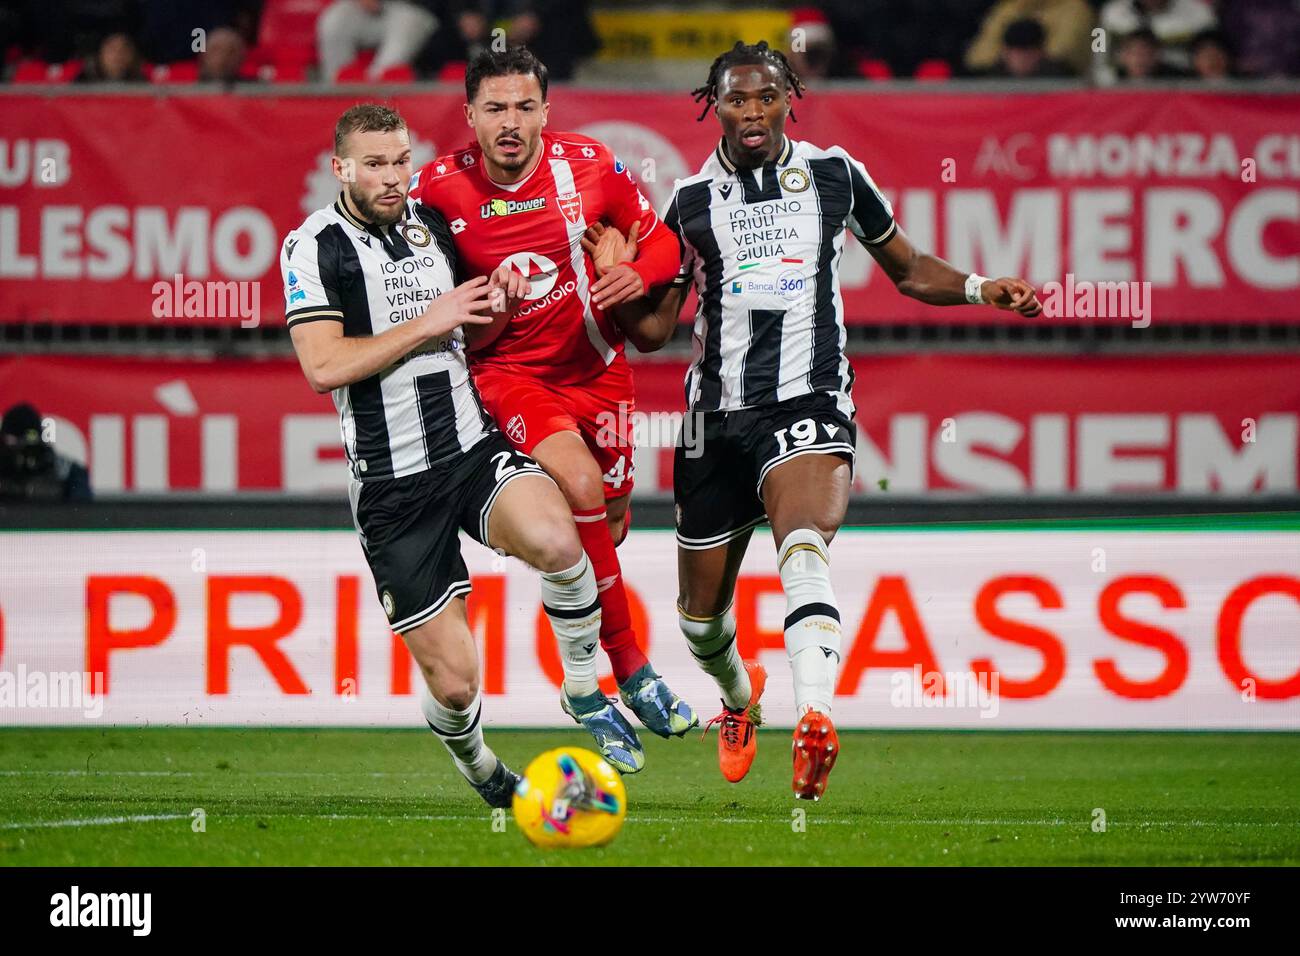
[{"left": 964, "top": 273, "right": 988, "bottom": 305}]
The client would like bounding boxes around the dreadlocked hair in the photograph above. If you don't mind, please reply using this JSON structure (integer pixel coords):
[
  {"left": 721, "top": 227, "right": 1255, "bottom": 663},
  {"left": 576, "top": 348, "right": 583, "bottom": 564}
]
[{"left": 691, "top": 40, "right": 806, "bottom": 122}]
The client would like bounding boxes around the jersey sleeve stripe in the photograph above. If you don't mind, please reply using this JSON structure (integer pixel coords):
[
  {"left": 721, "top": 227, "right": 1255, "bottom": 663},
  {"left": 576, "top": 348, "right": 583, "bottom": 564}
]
[
  {"left": 286, "top": 308, "right": 345, "bottom": 326},
  {"left": 865, "top": 221, "right": 898, "bottom": 246},
  {"left": 842, "top": 155, "right": 896, "bottom": 245}
]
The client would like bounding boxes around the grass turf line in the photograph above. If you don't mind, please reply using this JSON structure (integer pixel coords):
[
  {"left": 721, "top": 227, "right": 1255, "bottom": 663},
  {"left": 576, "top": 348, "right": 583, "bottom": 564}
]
[{"left": 0, "top": 728, "right": 1297, "bottom": 866}]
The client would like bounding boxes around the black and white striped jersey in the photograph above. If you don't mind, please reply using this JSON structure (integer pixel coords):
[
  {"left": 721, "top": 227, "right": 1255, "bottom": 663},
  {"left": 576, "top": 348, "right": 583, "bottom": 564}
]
[
  {"left": 280, "top": 194, "right": 494, "bottom": 482},
  {"left": 663, "top": 136, "right": 897, "bottom": 414}
]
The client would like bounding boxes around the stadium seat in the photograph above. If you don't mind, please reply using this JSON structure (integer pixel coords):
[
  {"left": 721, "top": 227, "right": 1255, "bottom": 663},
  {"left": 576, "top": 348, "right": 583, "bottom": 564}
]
[
  {"left": 437, "top": 61, "right": 467, "bottom": 83},
  {"left": 379, "top": 63, "right": 415, "bottom": 83},
  {"left": 245, "top": 42, "right": 315, "bottom": 80},
  {"left": 257, "top": 0, "right": 330, "bottom": 69},
  {"left": 335, "top": 57, "right": 415, "bottom": 83},
  {"left": 150, "top": 60, "right": 200, "bottom": 84},
  {"left": 914, "top": 59, "right": 953, "bottom": 82},
  {"left": 258, "top": 61, "right": 308, "bottom": 83},
  {"left": 855, "top": 57, "right": 893, "bottom": 81},
  {"left": 12, "top": 60, "right": 82, "bottom": 83},
  {"left": 334, "top": 47, "right": 381, "bottom": 82}
]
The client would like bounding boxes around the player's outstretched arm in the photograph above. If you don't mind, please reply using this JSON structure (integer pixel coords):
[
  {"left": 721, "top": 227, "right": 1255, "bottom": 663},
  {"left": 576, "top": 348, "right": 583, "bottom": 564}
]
[
  {"left": 290, "top": 277, "right": 495, "bottom": 393},
  {"left": 608, "top": 281, "right": 686, "bottom": 354},
  {"left": 868, "top": 227, "right": 1043, "bottom": 317}
]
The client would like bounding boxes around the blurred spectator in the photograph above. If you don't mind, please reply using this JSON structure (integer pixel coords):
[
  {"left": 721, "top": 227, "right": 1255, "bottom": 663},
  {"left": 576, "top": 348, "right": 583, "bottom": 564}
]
[
  {"left": 76, "top": 31, "right": 147, "bottom": 83},
  {"left": 8, "top": 0, "right": 138, "bottom": 63},
  {"left": 1219, "top": 0, "right": 1300, "bottom": 78},
  {"left": 199, "top": 25, "right": 250, "bottom": 84},
  {"left": 983, "top": 17, "right": 1076, "bottom": 77},
  {"left": 1188, "top": 29, "right": 1234, "bottom": 82},
  {"left": 416, "top": 1, "right": 494, "bottom": 76},
  {"left": 501, "top": 1, "right": 599, "bottom": 81},
  {"left": 822, "top": 0, "right": 989, "bottom": 77},
  {"left": 141, "top": 1, "right": 249, "bottom": 64},
  {"left": 317, "top": 0, "right": 439, "bottom": 82},
  {"left": 0, "top": 404, "right": 91, "bottom": 503},
  {"left": 966, "top": 0, "right": 1096, "bottom": 77},
  {"left": 787, "top": 6, "right": 839, "bottom": 81},
  {"left": 1114, "top": 27, "right": 1191, "bottom": 80},
  {"left": 1099, "top": 0, "right": 1217, "bottom": 72}
]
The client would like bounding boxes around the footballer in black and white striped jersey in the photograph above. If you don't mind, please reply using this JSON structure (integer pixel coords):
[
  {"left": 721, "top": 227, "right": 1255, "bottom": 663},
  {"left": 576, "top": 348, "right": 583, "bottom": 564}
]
[
  {"left": 604, "top": 41, "right": 1042, "bottom": 800},
  {"left": 662, "top": 133, "right": 896, "bottom": 416}
]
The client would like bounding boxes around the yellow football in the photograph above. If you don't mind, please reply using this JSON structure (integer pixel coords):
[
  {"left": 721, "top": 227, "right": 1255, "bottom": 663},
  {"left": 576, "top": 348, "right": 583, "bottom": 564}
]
[{"left": 512, "top": 747, "right": 627, "bottom": 849}]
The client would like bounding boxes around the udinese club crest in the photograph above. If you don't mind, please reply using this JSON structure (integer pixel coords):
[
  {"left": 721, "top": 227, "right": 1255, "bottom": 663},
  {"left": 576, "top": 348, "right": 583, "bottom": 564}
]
[
  {"left": 401, "top": 222, "right": 432, "bottom": 247},
  {"left": 779, "top": 168, "right": 810, "bottom": 193}
]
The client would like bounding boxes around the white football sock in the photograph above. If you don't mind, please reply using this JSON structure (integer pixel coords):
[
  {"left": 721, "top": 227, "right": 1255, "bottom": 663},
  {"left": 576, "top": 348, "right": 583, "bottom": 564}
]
[
  {"left": 777, "top": 529, "right": 842, "bottom": 715},
  {"left": 679, "top": 604, "right": 751, "bottom": 711},
  {"left": 420, "top": 685, "right": 497, "bottom": 785},
  {"left": 540, "top": 554, "right": 601, "bottom": 699}
]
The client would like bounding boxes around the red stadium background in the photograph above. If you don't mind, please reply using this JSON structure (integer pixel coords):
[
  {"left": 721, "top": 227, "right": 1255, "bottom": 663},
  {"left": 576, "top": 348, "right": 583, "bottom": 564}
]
[
  {"left": 1, "top": 89, "right": 1298, "bottom": 325},
  {"left": 3, "top": 86, "right": 1298, "bottom": 731},
  {"left": 2, "top": 352, "right": 1297, "bottom": 496}
]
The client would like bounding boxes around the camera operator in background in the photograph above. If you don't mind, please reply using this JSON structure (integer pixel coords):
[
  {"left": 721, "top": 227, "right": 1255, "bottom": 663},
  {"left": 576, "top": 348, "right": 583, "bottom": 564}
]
[{"left": 0, "top": 404, "right": 92, "bottom": 503}]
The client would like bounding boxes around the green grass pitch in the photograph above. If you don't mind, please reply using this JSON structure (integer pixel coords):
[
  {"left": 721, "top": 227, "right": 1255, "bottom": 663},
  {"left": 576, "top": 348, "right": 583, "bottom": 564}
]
[{"left": 1, "top": 727, "right": 1297, "bottom": 866}]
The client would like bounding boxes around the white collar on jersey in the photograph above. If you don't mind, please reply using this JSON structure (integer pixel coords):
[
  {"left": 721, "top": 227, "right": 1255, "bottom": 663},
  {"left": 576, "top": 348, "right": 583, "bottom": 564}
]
[
  {"left": 715, "top": 135, "right": 794, "bottom": 173},
  {"left": 482, "top": 146, "right": 548, "bottom": 193}
]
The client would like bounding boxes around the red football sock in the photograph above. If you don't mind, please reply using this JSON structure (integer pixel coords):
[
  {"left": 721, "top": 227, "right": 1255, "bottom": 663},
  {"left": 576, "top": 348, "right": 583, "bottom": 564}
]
[{"left": 572, "top": 505, "right": 648, "bottom": 684}]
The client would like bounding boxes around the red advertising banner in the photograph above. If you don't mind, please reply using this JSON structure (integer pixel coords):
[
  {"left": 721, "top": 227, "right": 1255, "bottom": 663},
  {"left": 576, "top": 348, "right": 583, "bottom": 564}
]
[
  {"left": 2, "top": 352, "right": 1296, "bottom": 496},
  {"left": 2, "top": 528, "right": 1297, "bottom": 728},
  {"left": 0, "top": 90, "right": 1297, "bottom": 325}
]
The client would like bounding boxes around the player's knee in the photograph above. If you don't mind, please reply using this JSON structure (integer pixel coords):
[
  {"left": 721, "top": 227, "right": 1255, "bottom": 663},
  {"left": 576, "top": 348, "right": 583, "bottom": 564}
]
[
  {"left": 771, "top": 518, "right": 836, "bottom": 548},
  {"left": 678, "top": 588, "right": 725, "bottom": 620},
  {"left": 528, "top": 520, "right": 584, "bottom": 573},
  {"left": 434, "top": 677, "right": 479, "bottom": 712},
  {"left": 554, "top": 467, "right": 605, "bottom": 511}
]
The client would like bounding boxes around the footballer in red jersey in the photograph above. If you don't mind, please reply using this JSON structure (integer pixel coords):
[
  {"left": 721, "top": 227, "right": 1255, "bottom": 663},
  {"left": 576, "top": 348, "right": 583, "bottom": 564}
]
[{"left": 409, "top": 46, "right": 697, "bottom": 770}]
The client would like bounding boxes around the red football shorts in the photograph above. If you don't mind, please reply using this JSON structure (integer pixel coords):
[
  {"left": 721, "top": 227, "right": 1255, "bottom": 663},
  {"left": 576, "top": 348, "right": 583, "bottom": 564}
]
[{"left": 472, "top": 366, "right": 636, "bottom": 500}]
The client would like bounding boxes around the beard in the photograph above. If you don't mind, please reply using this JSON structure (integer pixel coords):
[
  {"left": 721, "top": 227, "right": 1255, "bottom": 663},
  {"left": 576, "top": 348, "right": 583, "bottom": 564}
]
[
  {"left": 349, "top": 183, "right": 405, "bottom": 226},
  {"left": 495, "top": 153, "right": 527, "bottom": 173},
  {"left": 491, "top": 136, "right": 536, "bottom": 174}
]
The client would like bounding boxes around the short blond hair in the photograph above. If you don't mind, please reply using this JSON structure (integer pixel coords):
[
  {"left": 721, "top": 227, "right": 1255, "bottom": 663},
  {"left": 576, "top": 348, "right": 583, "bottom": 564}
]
[{"left": 334, "top": 104, "right": 407, "bottom": 155}]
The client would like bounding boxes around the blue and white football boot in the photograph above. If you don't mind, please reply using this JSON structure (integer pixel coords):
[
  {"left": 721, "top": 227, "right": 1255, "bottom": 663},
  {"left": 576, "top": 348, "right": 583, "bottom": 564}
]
[
  {"left": 618, "top": 665, "right": 699, "bottom": 739},
  {"left": 560, "top": 688, "right": 646, "bottom": 774}
]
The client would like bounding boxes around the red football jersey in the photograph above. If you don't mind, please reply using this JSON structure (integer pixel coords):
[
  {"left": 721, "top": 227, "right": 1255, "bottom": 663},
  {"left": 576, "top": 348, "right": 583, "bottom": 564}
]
[{"left": 410, "top": 131, "right": 661, "bottom": 386}]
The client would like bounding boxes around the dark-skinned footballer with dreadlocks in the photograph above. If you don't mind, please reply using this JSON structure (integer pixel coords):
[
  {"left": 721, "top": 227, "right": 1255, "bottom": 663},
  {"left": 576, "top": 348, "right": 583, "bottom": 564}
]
[{"left": 592, "top": 41, "right": 1044, "bottom": 800}]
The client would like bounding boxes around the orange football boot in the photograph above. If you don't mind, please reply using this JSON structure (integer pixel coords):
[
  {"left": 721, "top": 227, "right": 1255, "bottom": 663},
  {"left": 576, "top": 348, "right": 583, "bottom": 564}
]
[
  {"left": 792, "top": 709, "right": 839, "bottom": 800},
  {"left": 701, "top": 661, "right": 766, "bottom": 782}
]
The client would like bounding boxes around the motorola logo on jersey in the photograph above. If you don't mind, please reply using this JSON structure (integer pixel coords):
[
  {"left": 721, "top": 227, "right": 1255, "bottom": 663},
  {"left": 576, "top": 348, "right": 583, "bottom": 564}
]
[{"left": 498, "top": 252, "right": 560, "bottom": 300}]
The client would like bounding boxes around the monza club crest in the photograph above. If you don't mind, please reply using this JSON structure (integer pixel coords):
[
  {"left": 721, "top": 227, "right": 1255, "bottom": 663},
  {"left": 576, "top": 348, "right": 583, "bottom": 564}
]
[
  {"left": 505, "top": 414, "right": 527, "bottom": 446},
  {"left": 557, "top": 191, "right": 584, "bottom": 226}
]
